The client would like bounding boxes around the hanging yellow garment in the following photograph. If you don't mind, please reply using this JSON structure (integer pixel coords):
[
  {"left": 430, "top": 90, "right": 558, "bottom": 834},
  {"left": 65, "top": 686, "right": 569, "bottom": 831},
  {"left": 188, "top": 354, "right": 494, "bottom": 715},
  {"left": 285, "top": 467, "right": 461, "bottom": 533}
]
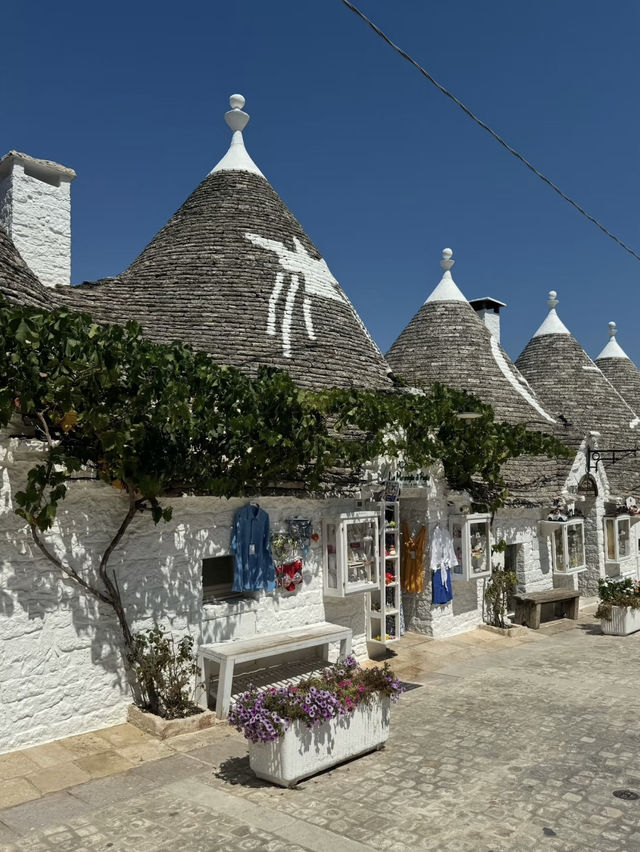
[{"left": 401, "top": 523, "right": 426, "bottom": 593}]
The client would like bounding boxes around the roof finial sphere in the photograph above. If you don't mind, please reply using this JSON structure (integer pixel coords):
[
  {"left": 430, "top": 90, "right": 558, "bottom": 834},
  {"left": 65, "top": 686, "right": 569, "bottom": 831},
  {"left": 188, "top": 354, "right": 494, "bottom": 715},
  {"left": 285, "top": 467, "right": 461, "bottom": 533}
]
[
  {"left": 440, "top": 247, "right": 455, "bottom": 271},
  {"left": 225, "top": 93, "right": 250, "bottom": 133},
  {"left": 547, "top": 290, "right": 559, "bottom": 309},
  {"left": 609, "top": 321, "right": 618, "bottom": 337}
]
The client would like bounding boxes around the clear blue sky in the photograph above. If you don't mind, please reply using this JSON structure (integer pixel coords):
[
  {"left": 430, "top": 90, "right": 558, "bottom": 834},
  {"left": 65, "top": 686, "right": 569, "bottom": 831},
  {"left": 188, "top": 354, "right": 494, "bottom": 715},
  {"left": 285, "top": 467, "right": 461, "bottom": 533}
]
[{"left": 3, "top": 1, "right": 639, "bottom": 366}]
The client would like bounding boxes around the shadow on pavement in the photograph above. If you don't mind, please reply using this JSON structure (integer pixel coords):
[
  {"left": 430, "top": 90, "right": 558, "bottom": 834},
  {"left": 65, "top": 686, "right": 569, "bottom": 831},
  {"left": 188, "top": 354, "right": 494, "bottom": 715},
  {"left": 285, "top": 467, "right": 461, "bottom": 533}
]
[{"left": 214, "top": 755, "right": 270, "bottom": 788}]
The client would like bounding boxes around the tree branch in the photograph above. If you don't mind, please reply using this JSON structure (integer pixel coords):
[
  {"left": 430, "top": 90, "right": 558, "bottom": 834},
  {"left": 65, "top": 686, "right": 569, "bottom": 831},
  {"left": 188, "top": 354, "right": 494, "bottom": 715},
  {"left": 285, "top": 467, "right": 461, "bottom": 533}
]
[
  {"left": 35, "top": 410, "right": 54, "bottom": 449},
  {"left": 97, "top": 489, "right": 144, "bottom": 650},
  {"left": 29, "top": 524, "right": 112, "bottom": 605}
]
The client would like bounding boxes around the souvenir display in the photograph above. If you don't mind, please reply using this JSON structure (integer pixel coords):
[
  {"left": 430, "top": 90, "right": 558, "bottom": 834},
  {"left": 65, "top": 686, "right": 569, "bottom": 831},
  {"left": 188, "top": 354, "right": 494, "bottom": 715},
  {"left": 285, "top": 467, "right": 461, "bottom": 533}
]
[
  {"left": 449, "top": 513, "right": 492, "bottom": 580},
  {"left": 276, "top": 559, "right": 303, "bottom": 592},
  {"left": 271, "top": 518, "right": 313, "bottom": 594},
  {"left": 368, "top": 500, "right": 401, "bottom": 645},
  {"left": 323, "top": 512, "right": 379, "bottom": 597},
  {"left": 605, "top": 515, "right": 631, "bottom": 563},
  {"left": 540, "top": 500, "right": 586, "bottom": 574}
]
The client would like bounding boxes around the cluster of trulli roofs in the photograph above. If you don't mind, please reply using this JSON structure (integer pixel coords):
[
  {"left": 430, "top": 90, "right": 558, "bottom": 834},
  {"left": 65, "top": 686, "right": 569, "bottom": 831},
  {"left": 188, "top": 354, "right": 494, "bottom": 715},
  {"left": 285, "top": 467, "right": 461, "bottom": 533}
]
[{"left": 2, "top": 95, "right": 640, "bottom": 752}]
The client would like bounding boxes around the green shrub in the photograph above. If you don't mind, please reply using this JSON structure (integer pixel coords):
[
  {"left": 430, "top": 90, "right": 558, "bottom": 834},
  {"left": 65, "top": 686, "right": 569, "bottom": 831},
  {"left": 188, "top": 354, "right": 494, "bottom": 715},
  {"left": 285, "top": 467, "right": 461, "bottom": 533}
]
[{"left": 129, "top": 626, "right": 201, "bottom": 719}]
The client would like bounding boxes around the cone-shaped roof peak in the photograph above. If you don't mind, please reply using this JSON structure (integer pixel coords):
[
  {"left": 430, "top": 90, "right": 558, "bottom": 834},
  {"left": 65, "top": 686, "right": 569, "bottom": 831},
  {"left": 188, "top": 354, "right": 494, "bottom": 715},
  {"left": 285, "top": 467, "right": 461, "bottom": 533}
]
[
  {"left": 425, "top": 248, "right": 467, "bottom": 303},
  {"left": 387, "top": 248, "right": 554, "bottom": 426},
  {"left": 56, "top": 97, "right": 392, "bottom": 392},
  {"left": 596, "top": 321, "right": 629, "bottom": 360},
  {"left": 211, "top": 94, "right": 264, "bottom": 177},
  {"left": 532, "top": 290, "right": 570, "bottom": 337}
]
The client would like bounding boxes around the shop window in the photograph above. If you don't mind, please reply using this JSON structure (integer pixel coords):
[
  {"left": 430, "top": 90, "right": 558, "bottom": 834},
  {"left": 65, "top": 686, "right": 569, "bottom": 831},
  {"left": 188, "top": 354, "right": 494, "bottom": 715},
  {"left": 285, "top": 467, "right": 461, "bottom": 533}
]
[
  {"left": 323, "top": 511, "right": 379, "bottom": 597},
  {"left": 605, "top": 516, "right": 632, "bottom": 564},
  {"left": 202, "top": 555, "right": 235, "bottom": 602},
  {"left": 449, "top": 513, "right": 491, "bottom": 580},
  {"left": 539, "top": 519, "right": 585, "bottom": 573}
]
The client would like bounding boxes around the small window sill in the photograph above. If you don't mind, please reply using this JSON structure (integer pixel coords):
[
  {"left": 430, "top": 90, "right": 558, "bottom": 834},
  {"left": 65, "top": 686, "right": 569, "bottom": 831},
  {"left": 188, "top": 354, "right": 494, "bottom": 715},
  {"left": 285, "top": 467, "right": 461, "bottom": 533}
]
[
  {"left": 202, "top": 593, "right": 260, "bottom": 619},
  {"left": 553, "top": 566, "right": 587, "bottom": 576},
  {"left": 605, "top": 560, "right": 635, "bottom": 578}
]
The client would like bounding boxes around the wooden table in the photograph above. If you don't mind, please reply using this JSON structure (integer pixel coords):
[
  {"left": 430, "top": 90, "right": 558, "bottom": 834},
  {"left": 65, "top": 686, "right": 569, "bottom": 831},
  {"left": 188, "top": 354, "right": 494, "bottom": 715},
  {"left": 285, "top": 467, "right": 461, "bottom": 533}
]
[{"left": 198, "top": 622, "right": 353, "bottom": 718}]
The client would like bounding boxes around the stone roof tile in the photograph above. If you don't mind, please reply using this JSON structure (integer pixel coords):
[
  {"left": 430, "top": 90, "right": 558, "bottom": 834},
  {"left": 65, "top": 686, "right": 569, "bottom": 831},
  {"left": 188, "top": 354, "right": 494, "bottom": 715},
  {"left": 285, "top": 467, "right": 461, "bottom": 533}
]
[{"left": 0, "top": 225, "right": 52, "bottom": 309}]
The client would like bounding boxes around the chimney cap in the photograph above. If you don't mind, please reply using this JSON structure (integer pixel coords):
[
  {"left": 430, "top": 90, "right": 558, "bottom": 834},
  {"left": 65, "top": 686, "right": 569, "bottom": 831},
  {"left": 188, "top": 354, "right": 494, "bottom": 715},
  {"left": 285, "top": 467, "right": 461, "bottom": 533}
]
[
  {"left": 0, "top": 150, "right": 76, "bottom": 182},
  {"left": 469, "top": 296, "right": 507, "bottom": 313}
]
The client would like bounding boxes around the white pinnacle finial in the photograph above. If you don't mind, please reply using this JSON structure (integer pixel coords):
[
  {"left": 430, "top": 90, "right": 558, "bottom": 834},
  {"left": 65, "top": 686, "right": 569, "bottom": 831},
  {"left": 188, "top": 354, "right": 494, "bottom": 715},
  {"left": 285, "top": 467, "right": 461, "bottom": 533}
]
[
  {"left": 425, "top": 247, "right": 466, "bottom": 303},
  {"left": 532, "top": 289, "right": 569, "bottom": 337},
  {"left": 440, "top": 248, "right": 454, "bottom": 272},
  {"left": 596, "top": 319, "right": 628, "bottom": 359},
  {"left": 211, "top": 93, "right": 264, "bottom": 177},
  {"left": 225, "top": 94, "right": 249, "bottom": 133}
]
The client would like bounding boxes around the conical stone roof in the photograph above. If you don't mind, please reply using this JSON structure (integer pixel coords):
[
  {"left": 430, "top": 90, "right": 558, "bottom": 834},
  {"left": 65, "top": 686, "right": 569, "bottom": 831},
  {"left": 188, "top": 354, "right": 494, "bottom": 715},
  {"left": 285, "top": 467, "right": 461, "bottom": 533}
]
[
  {"left": 386, "top": 249, "right": 555, "bottom": 427},
  {"left": 595, "top": 322, "right": 640, "bottom": 417},
  {"left": 58, "top": 95, "right": 392, "bottom": 392},
  {"left": 386, "top": 250, "right": 574, "bottom": 506},
  {"left": 0, "top": 225, "right": 52, "bottom": 309},
  {"left": 516, "top": 293, "right": 640, "bottom": 496}
]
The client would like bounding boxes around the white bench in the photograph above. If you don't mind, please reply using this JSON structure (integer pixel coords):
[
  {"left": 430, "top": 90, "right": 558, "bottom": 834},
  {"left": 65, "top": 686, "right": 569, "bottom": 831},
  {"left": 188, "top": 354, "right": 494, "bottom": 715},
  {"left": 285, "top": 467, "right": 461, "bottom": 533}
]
[{"left": 198, "top": 622, "right": 353, "bottom": 719}]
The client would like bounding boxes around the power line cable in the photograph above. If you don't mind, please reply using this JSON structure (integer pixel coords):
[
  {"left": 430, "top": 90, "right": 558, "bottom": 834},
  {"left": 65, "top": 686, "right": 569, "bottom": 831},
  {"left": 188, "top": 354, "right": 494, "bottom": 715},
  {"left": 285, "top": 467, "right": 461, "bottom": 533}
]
[{"left": 339, "top": 0, "right": 640, "bottom": 263}]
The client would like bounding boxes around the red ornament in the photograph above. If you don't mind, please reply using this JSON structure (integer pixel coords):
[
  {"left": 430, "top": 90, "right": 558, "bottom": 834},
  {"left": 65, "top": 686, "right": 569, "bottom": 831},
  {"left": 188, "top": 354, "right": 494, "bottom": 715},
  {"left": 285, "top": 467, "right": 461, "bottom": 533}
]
[{"left": 311, "top": 532, "right": 319, "bottom": 542}]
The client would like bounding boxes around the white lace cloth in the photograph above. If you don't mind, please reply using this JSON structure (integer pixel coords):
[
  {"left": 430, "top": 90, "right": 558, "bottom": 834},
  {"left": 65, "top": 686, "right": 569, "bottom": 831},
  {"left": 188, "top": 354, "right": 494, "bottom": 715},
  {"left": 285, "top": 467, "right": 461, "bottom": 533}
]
[{"left": 429, "top": 525, "right": 458, "bottom": 590}]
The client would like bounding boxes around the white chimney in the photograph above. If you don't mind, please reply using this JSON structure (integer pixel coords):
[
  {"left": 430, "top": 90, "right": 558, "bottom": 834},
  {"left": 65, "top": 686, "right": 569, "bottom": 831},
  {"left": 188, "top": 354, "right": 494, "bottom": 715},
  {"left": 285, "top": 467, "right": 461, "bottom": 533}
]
[
  {"left": 0, "top": 151, "right": 76, "bottom": 288},
  {"left": 469, "top": 296, "right": 506, "bottom": 342}
]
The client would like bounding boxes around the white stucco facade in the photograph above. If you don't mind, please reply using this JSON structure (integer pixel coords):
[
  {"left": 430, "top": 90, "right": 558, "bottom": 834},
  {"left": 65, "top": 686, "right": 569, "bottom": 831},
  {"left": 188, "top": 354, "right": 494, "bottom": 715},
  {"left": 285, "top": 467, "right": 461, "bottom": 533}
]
[{"left": 0, "top": 427, "right": 368, "bottom": 755}]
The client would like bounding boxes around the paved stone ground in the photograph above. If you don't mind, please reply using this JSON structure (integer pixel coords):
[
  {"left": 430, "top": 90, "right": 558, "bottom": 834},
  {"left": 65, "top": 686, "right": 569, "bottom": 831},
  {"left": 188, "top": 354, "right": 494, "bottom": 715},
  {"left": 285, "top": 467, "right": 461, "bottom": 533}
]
[{"left": 2, "top": 610, "right": 640, "bottom": 851}]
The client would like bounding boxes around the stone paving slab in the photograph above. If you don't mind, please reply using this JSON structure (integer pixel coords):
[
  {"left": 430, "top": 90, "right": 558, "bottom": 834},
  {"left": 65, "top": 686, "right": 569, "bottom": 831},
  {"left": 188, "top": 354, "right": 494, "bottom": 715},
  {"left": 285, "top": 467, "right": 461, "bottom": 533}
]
[
  {"left": 0, "top": 792, "right": 91, "bottom": 835},
  {"left": 3, "top": 612, "right": 640, "bottom": 850}
]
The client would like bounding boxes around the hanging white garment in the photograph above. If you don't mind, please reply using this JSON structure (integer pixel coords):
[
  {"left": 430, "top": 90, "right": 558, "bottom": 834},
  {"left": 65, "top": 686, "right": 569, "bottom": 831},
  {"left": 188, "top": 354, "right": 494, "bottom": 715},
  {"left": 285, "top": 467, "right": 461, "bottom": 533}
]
[{"left": 430, "top": 525, "right": 458, "bottom": 591}]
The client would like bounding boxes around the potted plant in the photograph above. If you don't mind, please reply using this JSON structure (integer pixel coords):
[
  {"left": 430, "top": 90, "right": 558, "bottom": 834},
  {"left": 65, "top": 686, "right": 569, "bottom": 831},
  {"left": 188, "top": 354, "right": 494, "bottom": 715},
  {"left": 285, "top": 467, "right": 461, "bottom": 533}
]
[
  {"left": 596, "top": 578, "right": 640, "bottom": 636},
  {"left": 126, "top": 626, "right": 215, "bottom": 738},
  {"left": 484, "top": 564, "right": 517, "bottom": 631},
  {"left": 228, "top": 656, "right": 403, "bottom": 787}
]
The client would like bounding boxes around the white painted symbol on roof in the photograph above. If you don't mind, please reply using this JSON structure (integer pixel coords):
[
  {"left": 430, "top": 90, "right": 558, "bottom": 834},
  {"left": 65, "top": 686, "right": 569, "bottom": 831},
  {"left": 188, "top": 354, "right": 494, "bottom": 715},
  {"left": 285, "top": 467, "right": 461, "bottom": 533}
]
[{"left": 246, "top": 233, "right": 345, "bottom": 358}]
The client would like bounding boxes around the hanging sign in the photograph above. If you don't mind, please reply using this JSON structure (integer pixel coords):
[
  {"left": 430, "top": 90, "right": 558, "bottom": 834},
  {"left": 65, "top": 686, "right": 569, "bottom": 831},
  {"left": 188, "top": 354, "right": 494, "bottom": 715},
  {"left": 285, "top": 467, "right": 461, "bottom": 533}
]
[{"left": 577, "top": 475, "right": 598, "bottom": 497}]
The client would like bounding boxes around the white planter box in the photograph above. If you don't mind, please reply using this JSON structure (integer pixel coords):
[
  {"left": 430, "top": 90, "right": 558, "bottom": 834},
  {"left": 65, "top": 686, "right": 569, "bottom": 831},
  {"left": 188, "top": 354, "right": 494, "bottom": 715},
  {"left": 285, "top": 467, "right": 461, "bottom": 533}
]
[
  {"left": 249, "top": 696, "right": 390, "bottom": 787},
  {"left": 601, "top": 606, "right": 640, "bottom": 636}
]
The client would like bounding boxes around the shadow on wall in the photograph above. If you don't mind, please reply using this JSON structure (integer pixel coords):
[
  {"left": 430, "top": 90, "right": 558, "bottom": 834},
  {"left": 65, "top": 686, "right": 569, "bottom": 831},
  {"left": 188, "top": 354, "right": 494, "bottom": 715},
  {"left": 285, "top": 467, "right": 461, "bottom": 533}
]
[{"left": 0, "top": 473, "right": 240, "bottom": 700}]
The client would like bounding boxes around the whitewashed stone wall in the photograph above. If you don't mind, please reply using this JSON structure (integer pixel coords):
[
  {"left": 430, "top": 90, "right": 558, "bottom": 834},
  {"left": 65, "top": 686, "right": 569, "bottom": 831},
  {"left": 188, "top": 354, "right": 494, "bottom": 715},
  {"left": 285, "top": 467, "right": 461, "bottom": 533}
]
[
  {"left": 494, "top": 509, "right": 551, "bottom": 593},
  {"left": 0, "top": 429, "right": 366, "bottom": 754},
  {"left": 0, "top": 163, "right": 72, "bottom": 287},
  {"left": 400, "top": 469, "right": 484, "bottom": 639}
]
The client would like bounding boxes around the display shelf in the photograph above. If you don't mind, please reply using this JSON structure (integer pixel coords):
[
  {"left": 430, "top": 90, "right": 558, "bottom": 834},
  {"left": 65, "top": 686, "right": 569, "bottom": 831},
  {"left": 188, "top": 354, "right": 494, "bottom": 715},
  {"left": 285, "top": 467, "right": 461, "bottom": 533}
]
[
  {"left": 605, "top": 515, "right": 633, "bottom": 566},
  {"left": 540, "top": 518, "right": 586, "bottom": 574},
  {"left": 323, "top": 511, "right": 379, "bottom": 597},
  {"left": 367, "top": 500, "right": 402, "bottom": 647},
  {"left": 449, "top": 513, "right": 492, "bottom": 580}
]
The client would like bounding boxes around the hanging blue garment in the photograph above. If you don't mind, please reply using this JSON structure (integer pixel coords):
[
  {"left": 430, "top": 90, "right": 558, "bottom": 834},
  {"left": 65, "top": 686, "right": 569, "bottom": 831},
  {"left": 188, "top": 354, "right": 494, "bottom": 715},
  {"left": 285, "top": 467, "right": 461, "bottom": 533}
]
[
  {"left": 430, "top": 525, "right": 456, "bottom": 605},
  {"left": 432, "top": 567, "right": 453, "bottom": 604},
  {"left": 231, "top": 504, "right": 275, "bottom": 592}
]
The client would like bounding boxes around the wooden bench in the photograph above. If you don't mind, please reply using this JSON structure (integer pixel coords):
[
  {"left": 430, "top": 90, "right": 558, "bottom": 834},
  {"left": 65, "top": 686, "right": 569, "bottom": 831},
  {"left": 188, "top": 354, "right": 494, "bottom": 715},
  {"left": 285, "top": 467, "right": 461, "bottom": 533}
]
[
  {"left": 513, "top": 589, "right": 580, "bottom": 630},
  {"left": 198, "top": 622, "right": 353, "bottom": 719}
]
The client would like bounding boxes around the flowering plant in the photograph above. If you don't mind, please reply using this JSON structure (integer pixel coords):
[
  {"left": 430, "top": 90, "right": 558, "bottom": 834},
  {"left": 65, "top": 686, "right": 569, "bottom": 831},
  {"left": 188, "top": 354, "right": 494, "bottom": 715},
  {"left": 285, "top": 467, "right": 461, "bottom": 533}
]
[
  {"left": 595, "top": 577, "right": 640, "bottom": 620},
  {"left": 228, "top": 656, "right": 403, "bottom": 744}
]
